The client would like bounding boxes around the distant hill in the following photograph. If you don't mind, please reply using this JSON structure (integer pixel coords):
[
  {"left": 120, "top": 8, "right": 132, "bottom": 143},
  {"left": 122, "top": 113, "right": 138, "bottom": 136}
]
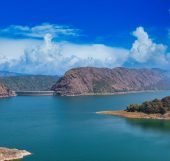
[
  {"left": 52, "top": 67, "right": 170, "bottom": 96},
  {"left": 0, "top": 71, "right": 25, "bottom": 77},
  {"left": 0, "top": 75, "right": 59, "bottom": 91}
]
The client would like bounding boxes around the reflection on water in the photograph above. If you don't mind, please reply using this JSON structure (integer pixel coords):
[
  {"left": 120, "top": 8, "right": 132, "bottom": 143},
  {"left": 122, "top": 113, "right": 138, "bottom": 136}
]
[{"left": 126, "top": 118, "right": 170, "bottom": 132}]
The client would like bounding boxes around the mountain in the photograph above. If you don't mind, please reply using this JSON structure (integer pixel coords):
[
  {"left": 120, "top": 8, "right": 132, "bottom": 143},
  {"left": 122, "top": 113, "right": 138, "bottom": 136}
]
[
  {"left": 0, "top": 71, "right": 25, "bottom": 77},
  {"left": 0, "top": 84, "right": 16, "bottom": 98},
  {"left": 0, "top": 75, "right": 59, "bottom": 91},
  {"left": 52, "top": 67, "right": 170, "bottom": 96}
]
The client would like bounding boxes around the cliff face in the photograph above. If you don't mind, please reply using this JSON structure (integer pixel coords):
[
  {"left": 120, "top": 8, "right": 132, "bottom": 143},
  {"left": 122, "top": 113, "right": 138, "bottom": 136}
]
[
  {"left": 52, "top": 67, "right": 170, "bottom": 96},
  {"left": 0, "top": 84, "right": 16, "bottom": 98}
]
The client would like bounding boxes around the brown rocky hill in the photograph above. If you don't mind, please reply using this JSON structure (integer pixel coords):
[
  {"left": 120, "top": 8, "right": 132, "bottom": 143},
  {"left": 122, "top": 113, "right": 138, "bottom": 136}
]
[
  {"left": 0, "top": 84, "right": 16, "bottom": 98},
  {"left": 52, "top": 67, "right": 170, "bottom": 96}
]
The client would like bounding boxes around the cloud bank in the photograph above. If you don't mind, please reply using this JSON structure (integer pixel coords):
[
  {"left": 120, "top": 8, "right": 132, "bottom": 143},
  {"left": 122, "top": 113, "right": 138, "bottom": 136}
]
[
  {"left": 0, "top": 33, "right": 129, "bottom": 75},
  {"left": 0, "top": 24, "right": 169, "bottom": 75}
]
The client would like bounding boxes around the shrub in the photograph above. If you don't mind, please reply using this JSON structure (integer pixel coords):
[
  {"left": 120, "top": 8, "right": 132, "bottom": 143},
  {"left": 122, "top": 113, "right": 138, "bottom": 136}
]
[
  {"left": 127, "top": 104, "right": 141, "bottom": 112},
  {"left": 126, "top": 97, "right": 170, "bottom": 114}
]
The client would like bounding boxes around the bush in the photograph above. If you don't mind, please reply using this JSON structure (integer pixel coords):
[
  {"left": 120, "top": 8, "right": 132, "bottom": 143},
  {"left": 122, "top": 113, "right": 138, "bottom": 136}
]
[
  {"left": 126, "top": 97, "right": 170, "bottom": 114},
  {"left": 127, "top": 104, "right": 141, "bottom": 112}
]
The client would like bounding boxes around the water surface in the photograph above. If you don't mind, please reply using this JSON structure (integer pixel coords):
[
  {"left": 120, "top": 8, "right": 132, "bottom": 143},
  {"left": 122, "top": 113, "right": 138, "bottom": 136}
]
[{"left": 1, "top": 91, "right": 170, "bottom": 161}]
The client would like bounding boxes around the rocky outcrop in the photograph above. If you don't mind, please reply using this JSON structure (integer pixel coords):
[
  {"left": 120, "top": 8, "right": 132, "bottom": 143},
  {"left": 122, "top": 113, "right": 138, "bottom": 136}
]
[
  {"left": 0, "top": 84, "right": 16, "bottom": 98},
  {"left": 52, "top": 67, "right": 170, "bottom": 96},
  {"left": 0, "top": 147, "right": 31, "bottom": 161}
]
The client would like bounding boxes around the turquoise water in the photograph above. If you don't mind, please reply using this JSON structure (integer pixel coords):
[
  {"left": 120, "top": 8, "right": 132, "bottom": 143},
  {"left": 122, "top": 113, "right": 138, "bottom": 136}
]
[{"left": 1, "top": 91, "right": 170, "bottom": 161}]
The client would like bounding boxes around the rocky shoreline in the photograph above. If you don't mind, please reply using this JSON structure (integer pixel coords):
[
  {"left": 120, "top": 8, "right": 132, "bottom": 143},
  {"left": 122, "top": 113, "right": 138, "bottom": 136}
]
[
  {"left": 0, "top": 147, "right": 31, "bottom": 161},
  {"left": 53, "top": 90, "right": 170, "bottom": 97},
  {"left": 0, "top": 84, "right": 16, "bottom": 98},
  {"left": 0, "top": 91, "right": 16, "bottom": 98},
  {"left": 96, "top": 110, "right": 170, "bottom": 120}
]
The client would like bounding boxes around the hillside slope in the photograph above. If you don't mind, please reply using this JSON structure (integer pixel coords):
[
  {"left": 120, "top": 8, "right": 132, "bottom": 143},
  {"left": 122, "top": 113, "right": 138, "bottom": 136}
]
[
  {"left": 52, "top": 67, "right": 170, "bottom": 96},
  {"left": 0, "top": 75, "right": 59, "bottom": 91}
]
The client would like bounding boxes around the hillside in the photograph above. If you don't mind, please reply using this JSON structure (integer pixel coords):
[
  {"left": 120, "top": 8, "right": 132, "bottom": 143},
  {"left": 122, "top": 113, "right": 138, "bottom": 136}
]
[
  {"left": 52, "top": 67, "right": 170, "bottom": 96},
  {"left": 0, "top": 75, "right": 59, "bottom": 91}
]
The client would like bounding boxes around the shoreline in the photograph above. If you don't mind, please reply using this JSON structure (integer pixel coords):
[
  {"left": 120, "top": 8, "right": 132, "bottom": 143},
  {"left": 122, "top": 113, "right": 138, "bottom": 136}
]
[
  {"left": 16, "top": 91, "right": 54, "bottom": 96},
  {"left": 1, "top": 90, "right": 170, "bottom": 97},
  {"left": 96, "top": 110, "right": 170, "bottom": 120},
  {"left": 0, "top": 91, "right": 16, "bottom": 98},
  {"left": 56, "top": 90, "right": 170, "bottom": 97}
]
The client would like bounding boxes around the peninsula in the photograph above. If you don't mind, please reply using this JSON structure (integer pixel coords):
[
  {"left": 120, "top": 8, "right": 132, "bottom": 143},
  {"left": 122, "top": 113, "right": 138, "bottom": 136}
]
[
  {"left": 97, "top": 96, "right": 170, "bottom": 120},
  {"left": 0, "top": 147, "right": 31, "bottom": 161}
]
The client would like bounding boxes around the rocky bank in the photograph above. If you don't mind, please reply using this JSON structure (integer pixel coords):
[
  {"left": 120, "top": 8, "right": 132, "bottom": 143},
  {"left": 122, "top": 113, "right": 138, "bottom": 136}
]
[
  {"left": 0, "top": 147, "right": 31, "bottom": 161},
  {"left": 0, "top": 84, "right": 16, "bottom": 98}
]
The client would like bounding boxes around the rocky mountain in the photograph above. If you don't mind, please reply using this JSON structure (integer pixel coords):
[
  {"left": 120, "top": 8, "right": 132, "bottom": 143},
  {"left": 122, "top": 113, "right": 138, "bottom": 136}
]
[
  {"left": 52, "top": 67, "right": 170, "bottom": 96},
  {"left": 0, "top": 84, "right": 16, "bottom": 98}
]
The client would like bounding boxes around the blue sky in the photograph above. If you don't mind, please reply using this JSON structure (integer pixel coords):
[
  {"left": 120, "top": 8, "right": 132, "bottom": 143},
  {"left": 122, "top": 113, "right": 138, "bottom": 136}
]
[{"left": 0, "top": 0, "right": 170, "bottom": 75}]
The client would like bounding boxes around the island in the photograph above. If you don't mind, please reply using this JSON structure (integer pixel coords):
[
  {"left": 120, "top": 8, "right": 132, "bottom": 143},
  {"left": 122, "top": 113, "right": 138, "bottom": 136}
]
[
  {"left": 0, "top": 147, "right": 31, "bottom": 161},
  {"left": 97, "top": 96, "right": 170, "bottom": 120}
]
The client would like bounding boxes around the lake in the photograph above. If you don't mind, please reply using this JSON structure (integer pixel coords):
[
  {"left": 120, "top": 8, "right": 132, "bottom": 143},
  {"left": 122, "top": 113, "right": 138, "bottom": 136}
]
[{"left": 1, "top": 91, "right": 170, "bottom": 161}]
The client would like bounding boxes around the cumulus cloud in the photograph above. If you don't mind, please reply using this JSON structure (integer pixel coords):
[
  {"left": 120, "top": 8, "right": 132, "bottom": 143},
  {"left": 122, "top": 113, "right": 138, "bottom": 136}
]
[
  {"left": 0, "top": 23, "right": 80, "bottom": 39},
  {"left": 130, "top": 26, "right": 169, "bottom": 67},
  {"left": 0, "top": 24, "right": 170, "bottom": 75},
  {"left": 0, "top": 38, "right": 41, "bottom": 59},
  {"left": 0, "top": 34, "right": 129, "bottom": 75}
]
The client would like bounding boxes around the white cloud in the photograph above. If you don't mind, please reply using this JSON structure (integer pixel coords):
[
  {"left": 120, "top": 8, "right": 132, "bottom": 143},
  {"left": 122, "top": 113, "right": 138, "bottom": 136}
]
[
  {"left": 0, "top": 23, "right": 80, "bottom": 39},
  {"left": 130, "top": 26, "right": 169, "bottom": 66},
  {"left": 0, "top": 34, "right": 129, "bottom": 75},
  {"left": 0, "top": 24, "right": 170, "bottom": 75},
  {"left": 0, "top": 38, "right": 41, "bottom": 59}
]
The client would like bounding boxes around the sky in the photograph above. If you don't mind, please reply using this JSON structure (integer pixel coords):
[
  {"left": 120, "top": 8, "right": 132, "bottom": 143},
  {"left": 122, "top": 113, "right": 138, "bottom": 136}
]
[{"left": 0, "top": 0, "right": 170, "bottom": 75}]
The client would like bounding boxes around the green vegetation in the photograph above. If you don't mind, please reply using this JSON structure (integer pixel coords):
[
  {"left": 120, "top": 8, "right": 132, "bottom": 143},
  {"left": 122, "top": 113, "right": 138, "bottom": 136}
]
[
  {"left": 0, "top": 75, "right": 59, "bottom": 91},
  {"left": 127, "top": 96, "right": 170, "bottom": 114},
  {"left": 93, "top": 80, "right": 111, "bottom": 93}
]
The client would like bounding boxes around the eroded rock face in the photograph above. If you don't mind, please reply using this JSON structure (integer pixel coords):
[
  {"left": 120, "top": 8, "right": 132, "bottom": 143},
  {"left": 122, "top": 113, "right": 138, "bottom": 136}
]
[
  {"left": 0, "top": 147, "right": 31, "bottom": 161},
  {"left": 52, "top": 67, "right": 170, "bottom": 96},
  {"left": 0, "top": 84, "right": 16, "bottom": 98}
]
